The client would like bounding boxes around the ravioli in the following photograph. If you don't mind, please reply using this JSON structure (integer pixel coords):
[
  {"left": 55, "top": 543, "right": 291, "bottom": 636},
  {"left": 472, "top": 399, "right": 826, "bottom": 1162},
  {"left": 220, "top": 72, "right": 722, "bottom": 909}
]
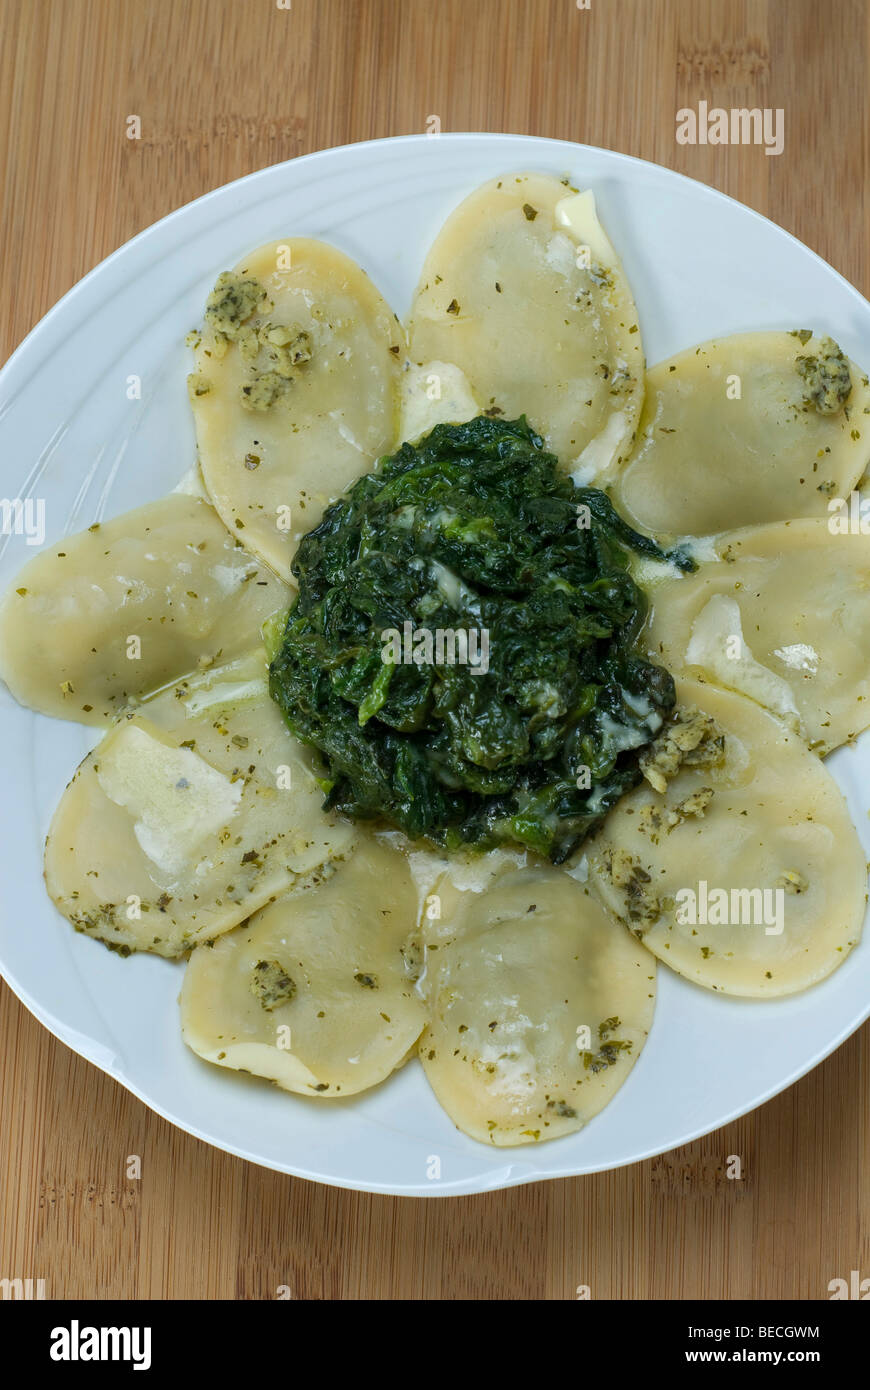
[
  {"left": 613, "top": 332, "right": 870, "bottom": 537},
  {"left": 588, "top": 680, "right": 866, "bottom": 997},
  {"left": 44, "top": 652, "right": 356, "bottom": 957},
  {"left": 644, "top": 520, "right": 870, "bottom": 753},
  {"left": 189, "top": 239, "right": 402, "bottom": 581},
  {"left": 418, "top": 865, "right": 656, "bottom": 1146},
  {"left": 180, "top": 836, "right": 425, "bottom": 1096},
  {"left": 0, "top": 493, "right": 289, "bottom": 725},
  {"left": 407, "top": 174, "right": 645, "bottom": 479}
]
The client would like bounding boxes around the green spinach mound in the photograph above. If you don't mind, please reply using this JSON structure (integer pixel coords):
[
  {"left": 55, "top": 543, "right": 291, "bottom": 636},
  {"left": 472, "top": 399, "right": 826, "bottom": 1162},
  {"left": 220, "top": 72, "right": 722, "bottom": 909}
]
[{"left": 269, "top": 416, "right": 689, "bottom": 863}]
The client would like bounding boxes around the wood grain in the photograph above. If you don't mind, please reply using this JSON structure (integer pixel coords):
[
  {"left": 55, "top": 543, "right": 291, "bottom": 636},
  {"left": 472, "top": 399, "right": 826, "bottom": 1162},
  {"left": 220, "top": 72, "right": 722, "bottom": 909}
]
[{"left": 0, "top": 0, "right": 867, "bottom": 1300}]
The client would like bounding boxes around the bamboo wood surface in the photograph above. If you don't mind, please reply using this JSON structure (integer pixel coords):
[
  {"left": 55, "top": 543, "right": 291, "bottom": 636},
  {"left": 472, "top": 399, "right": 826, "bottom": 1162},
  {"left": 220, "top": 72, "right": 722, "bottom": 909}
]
[{"left": 0, "top": 0, "right": 867, "bottom": 1300}]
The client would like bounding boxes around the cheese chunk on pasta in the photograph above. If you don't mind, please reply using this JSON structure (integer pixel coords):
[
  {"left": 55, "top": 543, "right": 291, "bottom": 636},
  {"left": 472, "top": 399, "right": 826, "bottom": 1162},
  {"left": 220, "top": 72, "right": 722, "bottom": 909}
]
[{"left": 44, "top": 652, "right": 355, "bottom": 956}]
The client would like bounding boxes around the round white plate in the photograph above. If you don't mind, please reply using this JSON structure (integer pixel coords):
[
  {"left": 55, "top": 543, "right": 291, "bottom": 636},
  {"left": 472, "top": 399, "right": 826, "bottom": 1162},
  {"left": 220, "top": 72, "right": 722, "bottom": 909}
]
[{"left": 1, "top": 133, "right": 868, "bottom": 1196}]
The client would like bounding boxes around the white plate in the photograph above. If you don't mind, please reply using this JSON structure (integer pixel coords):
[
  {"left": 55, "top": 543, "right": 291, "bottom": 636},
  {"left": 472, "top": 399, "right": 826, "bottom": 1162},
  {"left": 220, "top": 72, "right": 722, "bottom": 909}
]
[{"left": 1, "top": 133, "right": 869, "bottom": 1196}]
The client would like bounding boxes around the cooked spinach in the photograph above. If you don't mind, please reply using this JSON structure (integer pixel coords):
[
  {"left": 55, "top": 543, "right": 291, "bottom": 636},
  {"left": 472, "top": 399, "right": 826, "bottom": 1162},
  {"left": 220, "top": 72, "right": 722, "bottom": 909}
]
[{"left": 268, "top": 416, "right": 689, "bottom": 863}]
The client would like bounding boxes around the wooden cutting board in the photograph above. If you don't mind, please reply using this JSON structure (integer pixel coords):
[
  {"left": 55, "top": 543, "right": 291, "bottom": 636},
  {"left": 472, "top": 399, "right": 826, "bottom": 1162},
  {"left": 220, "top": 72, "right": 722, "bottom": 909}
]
[{"left": 0, "top": 0, "right": 867, "bottom": 1300}]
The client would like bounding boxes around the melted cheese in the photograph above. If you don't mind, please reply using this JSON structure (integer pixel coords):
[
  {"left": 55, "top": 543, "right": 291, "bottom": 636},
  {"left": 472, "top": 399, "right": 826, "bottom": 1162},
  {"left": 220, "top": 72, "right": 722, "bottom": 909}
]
[
  {"left": 96, "top": 724, "right": 244, "bottom": 876},
  {"left": 683, "top": 593, "right": 802, "bottom": 732},
  {"left": 398, "top": 360, "right": 480, "bottom": 442}
]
